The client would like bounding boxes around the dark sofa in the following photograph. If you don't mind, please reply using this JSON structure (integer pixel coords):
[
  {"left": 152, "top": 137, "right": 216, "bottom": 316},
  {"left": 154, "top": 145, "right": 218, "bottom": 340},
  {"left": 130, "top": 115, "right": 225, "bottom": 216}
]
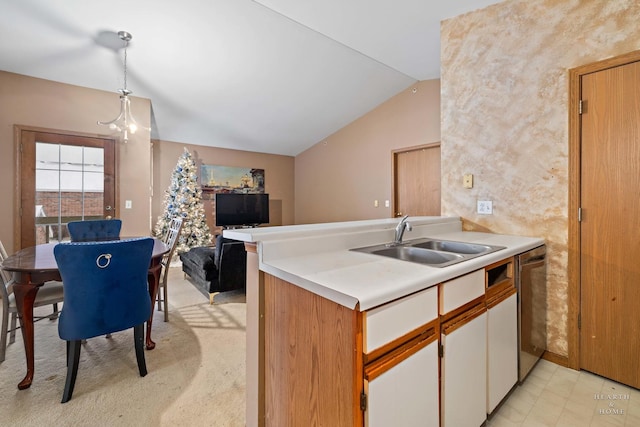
[{"left": 179, "top": 235, "right": 247, "bottom": 303}]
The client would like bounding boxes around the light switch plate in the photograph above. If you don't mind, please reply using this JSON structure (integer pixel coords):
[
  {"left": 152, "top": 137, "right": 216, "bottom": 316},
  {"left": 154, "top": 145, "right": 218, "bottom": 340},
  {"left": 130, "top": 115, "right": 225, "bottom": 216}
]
[
  {"left": 463, "top": 174, "right": 473, "bottom": 189},
  {"left": 125, "top": 200, "right": 132, "bottom": 209},
  {"left": 477, "top": 200, "right": 492, "bottom": 214}
]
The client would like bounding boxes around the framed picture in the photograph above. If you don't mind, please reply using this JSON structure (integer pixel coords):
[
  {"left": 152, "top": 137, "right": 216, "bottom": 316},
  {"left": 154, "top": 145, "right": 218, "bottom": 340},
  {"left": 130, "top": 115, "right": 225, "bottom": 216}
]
[{"left": 200, "top": 165, "right": 265, "bottom": 195}]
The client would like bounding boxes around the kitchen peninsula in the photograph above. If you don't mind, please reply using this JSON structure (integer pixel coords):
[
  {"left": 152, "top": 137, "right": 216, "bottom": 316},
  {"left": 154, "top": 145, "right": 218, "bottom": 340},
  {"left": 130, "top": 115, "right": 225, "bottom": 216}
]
[{"left": 225, "top": 217, "right": 544, "bottom": 427}]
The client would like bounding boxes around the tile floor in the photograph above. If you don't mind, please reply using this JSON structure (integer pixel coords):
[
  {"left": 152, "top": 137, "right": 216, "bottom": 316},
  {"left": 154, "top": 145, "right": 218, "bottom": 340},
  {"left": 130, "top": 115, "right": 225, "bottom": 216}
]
[{"left": 488, "top": 359, "right": 640, "bottom": 426}]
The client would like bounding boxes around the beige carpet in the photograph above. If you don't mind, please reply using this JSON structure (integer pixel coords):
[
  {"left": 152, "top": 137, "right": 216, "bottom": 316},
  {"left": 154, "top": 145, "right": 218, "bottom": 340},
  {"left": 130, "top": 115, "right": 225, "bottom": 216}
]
[{"left": 0, "top": 267, "right": 246, "bottom": 426}]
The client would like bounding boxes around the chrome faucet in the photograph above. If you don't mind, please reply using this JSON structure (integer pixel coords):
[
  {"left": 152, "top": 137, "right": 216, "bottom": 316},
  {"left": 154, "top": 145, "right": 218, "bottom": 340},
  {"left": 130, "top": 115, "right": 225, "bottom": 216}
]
[{"left": 391, "top": 215, "right": 412, "bottom": 246}]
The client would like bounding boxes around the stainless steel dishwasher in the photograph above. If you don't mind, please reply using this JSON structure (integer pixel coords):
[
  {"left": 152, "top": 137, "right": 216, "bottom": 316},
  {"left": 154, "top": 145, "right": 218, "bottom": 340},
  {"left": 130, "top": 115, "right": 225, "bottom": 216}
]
[{"left": 515, "top": 245, "right": 547, "bottom": 382}]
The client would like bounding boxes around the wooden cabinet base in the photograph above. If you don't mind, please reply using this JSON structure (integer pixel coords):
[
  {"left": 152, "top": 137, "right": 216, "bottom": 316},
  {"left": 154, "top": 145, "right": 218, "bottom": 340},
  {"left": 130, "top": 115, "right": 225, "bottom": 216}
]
[{"left": 264, "top": 274, "right": 363, "bottom": 426}]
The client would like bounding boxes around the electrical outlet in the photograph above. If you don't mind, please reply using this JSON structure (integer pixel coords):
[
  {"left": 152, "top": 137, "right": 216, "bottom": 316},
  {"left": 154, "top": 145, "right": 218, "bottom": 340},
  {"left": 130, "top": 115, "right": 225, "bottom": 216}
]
[
  {"left": 374, "top": 200, "right": 379, "bottom": 208},
  {"left": 477, "top": 200, "right": 493, "bottom": 214}
]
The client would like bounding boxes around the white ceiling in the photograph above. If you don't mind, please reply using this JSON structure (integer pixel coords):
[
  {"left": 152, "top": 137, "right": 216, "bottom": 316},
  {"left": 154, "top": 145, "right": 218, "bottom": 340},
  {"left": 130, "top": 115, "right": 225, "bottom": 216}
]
[{"left": 0, "top": 0, "right": 503, "bottom": 156}]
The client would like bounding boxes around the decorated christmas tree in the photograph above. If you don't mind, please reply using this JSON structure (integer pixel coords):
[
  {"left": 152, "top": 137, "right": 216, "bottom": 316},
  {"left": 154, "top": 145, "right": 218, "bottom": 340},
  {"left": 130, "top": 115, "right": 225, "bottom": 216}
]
[{"left": 154, "top": 148, "right": 213, "bottom": 254}]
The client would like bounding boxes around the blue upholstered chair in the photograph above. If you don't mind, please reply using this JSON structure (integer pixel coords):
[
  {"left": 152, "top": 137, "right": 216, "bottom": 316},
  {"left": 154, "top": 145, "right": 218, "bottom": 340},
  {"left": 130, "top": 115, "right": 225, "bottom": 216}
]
[
  {"left": 67, "top": 219, "right": 122, "bottom": 242},
  {"left": 54, "top": 237, "right": 154, "bottom": 403}
]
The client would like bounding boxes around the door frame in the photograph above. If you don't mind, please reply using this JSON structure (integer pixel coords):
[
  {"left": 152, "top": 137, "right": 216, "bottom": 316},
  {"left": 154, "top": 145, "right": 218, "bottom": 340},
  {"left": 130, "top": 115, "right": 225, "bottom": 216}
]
[
  {"left": 13, "top": 125, "right": 119, "bottom": 251},
  {"left": 567, "top": 49, "right": 640, "bottom": 370}
]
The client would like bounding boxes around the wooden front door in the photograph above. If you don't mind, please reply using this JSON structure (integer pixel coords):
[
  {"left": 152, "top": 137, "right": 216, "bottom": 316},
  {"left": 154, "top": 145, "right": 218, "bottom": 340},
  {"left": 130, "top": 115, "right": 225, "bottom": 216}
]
[
  {"left": 17, "top": 128, "right": 117, "bottom": 249},
  {"left": 579, "top": 60, "right": 640, "bottom": 388},
  {"left": 392, "top": 143, "right": 441, "bottom": 218}
]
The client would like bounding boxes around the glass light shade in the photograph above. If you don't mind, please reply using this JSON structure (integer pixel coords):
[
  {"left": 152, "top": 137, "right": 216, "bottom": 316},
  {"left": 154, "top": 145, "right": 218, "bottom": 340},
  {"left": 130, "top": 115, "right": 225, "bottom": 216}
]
[{"left": 97, "top": 90, "right": 146, "bottom": 142}]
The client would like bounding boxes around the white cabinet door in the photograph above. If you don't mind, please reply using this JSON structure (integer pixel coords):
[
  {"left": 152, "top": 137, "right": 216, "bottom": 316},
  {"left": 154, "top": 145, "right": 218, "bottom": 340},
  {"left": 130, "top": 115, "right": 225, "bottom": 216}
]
[
  {"left": 441, "top": 311, "right": 487, "bottom": 427},
  {"left": 366, "top": 340, "right": 439, "bottom": 427},
  {"left": 487, "top": 292, "right": 518, "bottom": 413}
]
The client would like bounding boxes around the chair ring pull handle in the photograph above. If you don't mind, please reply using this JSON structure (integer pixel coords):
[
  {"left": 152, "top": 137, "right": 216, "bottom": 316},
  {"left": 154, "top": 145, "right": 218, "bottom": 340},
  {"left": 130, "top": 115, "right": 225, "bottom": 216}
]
[{"left": 96, "top": 254, "right": 112, "bottom": 269}]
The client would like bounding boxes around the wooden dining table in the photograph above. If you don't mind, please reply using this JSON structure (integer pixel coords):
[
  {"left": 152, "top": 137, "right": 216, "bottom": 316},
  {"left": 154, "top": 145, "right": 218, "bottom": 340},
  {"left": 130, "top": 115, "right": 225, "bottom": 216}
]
[{"left": 1, "top": 237, "right": 170, "bottom": 390}]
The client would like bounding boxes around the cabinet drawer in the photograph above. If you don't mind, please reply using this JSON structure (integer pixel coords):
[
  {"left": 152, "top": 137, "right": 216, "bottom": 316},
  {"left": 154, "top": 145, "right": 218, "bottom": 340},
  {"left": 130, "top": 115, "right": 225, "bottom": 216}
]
[
  {"left": 364, "top": 286, "right": 438, "bottom": 354},
  {"left": 439, "top": 269, "right": 484, "bottom": 315}
]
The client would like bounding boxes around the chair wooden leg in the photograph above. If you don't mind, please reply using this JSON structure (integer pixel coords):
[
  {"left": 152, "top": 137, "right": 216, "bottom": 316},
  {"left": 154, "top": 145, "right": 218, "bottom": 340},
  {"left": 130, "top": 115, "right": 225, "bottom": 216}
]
[
  {"left": 62, "top": 340, "right": 82, "bottom": 403},
  {"left": 134, "top": 323, "right": 147, "bottom": 377}
]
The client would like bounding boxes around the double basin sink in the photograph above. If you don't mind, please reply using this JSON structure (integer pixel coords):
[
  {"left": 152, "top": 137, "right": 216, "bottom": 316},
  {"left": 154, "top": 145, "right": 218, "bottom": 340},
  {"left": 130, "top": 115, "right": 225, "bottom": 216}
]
[{"left": 351, "top": 238, "right": 505, "bottom": 268}]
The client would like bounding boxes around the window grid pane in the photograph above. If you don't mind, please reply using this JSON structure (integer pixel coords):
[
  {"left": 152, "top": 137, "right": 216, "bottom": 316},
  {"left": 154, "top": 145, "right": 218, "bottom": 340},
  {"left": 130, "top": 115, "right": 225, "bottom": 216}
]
[{"left": 35, "top": 142, "right": 105, "bottom": 243}]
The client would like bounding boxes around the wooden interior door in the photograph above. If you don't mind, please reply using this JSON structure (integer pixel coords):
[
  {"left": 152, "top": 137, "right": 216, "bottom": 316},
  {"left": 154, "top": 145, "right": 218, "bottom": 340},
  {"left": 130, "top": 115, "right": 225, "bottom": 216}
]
[
  {"left": 579, "top": 60, "right": 640, "bottom": 388},
  {"left": 17, "top": 128, "right": 117, "bottom": 249},
  {"left": 392, "top": 143, "right": 440, "bottom": 218}
]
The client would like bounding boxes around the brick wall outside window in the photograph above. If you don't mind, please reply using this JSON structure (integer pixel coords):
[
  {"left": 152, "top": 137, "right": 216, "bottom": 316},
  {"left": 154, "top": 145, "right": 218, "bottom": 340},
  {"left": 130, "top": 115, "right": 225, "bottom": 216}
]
[
  {"left": 36, "top": 191, "right": 103, "bottom": 217},
  {"left": 34, "top": 191, "right": 104, "bottom": 243}
]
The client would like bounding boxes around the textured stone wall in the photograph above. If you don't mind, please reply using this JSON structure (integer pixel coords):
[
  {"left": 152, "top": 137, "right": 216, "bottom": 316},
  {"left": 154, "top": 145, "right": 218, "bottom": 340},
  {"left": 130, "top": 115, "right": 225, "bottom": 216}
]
[{"left": 441, "top": 0, "right": 640, "bottom": 356}]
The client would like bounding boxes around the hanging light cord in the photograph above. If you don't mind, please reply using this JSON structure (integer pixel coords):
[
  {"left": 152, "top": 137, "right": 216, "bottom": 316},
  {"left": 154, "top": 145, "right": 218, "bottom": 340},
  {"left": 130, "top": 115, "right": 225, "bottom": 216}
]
[
  {"left": 117, "top": 30, "right": 131, "bottom": 95},
  {"left": 120, "top": 31, "right": 133, "bottom": 96},
  {"left": 123, "top": 35, "right": 128, "bottom": 93}
]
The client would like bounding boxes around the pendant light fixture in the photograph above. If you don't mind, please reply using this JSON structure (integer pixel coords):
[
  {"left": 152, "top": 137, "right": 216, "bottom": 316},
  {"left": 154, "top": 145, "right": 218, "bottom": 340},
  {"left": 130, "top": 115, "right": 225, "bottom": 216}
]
[{"left": 97, "top": 31, "right": 148, "bottom": 142}]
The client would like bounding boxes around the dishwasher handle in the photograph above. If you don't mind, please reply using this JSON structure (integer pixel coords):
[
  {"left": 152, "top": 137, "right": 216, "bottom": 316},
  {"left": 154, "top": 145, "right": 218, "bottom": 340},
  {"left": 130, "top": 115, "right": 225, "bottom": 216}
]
[{"left": 518, "top": 245, "right": 546, "bottom": 266}]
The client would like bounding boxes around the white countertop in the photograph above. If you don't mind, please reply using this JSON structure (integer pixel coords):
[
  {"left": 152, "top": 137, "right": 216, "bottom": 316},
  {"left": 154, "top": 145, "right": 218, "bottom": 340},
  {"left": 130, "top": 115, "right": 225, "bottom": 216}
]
[{"left": 225, "top": 217, "right": 544, "bottom": 311}]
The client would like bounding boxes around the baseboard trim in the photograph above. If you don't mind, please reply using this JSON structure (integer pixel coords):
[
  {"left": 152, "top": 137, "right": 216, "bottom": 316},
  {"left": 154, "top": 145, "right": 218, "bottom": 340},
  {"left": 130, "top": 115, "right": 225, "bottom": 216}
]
[{"left": 542, "top": 350, "right": 570, "bottom": 368}]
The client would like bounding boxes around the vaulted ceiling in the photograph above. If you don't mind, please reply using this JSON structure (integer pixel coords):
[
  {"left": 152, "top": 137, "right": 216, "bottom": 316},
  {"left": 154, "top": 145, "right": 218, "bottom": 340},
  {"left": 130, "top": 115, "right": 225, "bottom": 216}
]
[{"left": 0, "top": 0, "right": 504, "bottom": 156}]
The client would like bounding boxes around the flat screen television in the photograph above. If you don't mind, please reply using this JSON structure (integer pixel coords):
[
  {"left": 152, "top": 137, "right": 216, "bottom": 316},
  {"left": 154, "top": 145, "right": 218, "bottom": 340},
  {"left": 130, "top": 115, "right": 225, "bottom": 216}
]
[{"left": 215, "top": 193, "right": 269, "bottom": 228}]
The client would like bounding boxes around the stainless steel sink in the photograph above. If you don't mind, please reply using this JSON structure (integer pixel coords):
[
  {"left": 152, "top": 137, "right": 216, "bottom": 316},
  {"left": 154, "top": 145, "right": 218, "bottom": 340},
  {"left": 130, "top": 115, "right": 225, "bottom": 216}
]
[
  {"left": 351, "top": 238, "right": 505, "bottom": 267},
  {"left": 410, "top": 239, "right": 495, "bottom": 255},
  {"left": 371, "top": 246, "right": 464, "bottom": 266}
]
